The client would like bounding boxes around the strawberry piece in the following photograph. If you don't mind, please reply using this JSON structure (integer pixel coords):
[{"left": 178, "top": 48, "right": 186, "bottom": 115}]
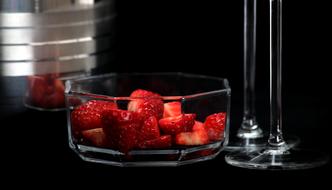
[
  {"left": 102, "top": 109, "right": 141, "bottom": 127},
  {"left": 138, "top": 135, "right": 172, "bottom": 149},
  {"left": 81, "top": 128, "right": 108, "bottom": 147},
  {"left": 163, "top": 101, "right": 182, "bottom": 118},
  {"left": 139, "top": 116, "right": 160, "bottom": 143},
  {"left": 117, "top": 124, "right": 139, "bottom": 153},
  {"left": 102, "top": 109, "right": 141, "bottom": 153},
  {"left": 175, "top": 121, "right": 209, "bottom": 146},
  {"left": 129, "top": 89, "right": 158, "bottom": 98},
  {"left": 204, "top": 112, "right": 226, "bottom": 141},
  {"left": 128, "top": 89, "right": 164, "bottom": 120},
  {"left": 192, "top": 121, "right": 204, "bottom": 131},
  {"left": 71, "top": 100, "right": 118, "bottom": 132},
  {"left": 159, "top": 114, "right": 196, "bottom": 135}
]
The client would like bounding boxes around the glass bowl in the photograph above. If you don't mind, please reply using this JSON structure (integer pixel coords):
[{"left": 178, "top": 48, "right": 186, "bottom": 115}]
[{"left": 65, "top": 73, "right": 231, "bottom": 166}]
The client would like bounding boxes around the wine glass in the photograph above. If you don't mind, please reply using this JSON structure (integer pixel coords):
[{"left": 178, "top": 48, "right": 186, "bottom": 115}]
[
  {"left": 225, "top": 0, "right": 329, "bottom": 169},
  {"left": 226, "top": 0, "right": 299, "bottom": 151}
]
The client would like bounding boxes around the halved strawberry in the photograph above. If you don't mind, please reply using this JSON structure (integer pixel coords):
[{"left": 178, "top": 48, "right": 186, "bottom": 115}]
[
  {"left": 71, "top": 100, "right": 118, "bottom": 132},
  {"left": 102, "top": 109, "right": 141, "bottom": 153},
  {"left": 102, "top": 109, "right": 141, "bottom": 127},
  {"left": 128, "top": 89, "right": 164, "bottom": 120},
  {"left": 175, "top": 121, "right": 209, "bottom": 146},
  {"left": 163, "top": 101, "right": 182, "bottom": 118},
  {"left": 204, "top": 112, "right": 226, "bottom": 141},
  {"left": 159, "top": 114, "right": 196, "bottom": 135},
  {"left": 138, "top": 116, "right": 160, "bottom": 143},
  {"left": 81, "top": 128, "right": 108, "bottom": 147},
  {"left": 138, "top": 135, "right": 172, "bottom": 149},
  {"left": 117, "top": 124, "right": 139, "bottom": 153}
]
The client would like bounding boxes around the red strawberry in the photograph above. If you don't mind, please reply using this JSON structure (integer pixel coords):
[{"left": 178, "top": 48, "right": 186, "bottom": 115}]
[
  {"left": 129, "top": 89, "right": 158, "bottom": 98},
  {"left": 128, "top": 89, "right": 164, "bottom": 120},
  {"left": 102, "top": 109, "right": 141, "bottom": 153},
  {"left": 159, "top": 114, "right": 196, "bottom": 135},
  {"left": 116, "top": 124, "right": 139, "bottom": 153},
  {"left": 139, "top": 116, "right": 160, "bottom": 142},
  {"left": 192, "top": 121, "right": 204, "bottom": 131},
  {"left": 175, "top": 121, "right": 209, "bottom": 146},
  {"left": 81, "top": 128, "right": 108, "bottom": 147},
  {"left": 71, "top": 100, "right": 118, "bottom": 132},
  {"left": 204, "top": 112, "right": 226, "bottom": 141},
  {"left": 102, "top": 109, "right": 141, "bottom": 127},
  {"left": 163, "top": 101, "right": 182, "bottom": 118},
  {"left": 138, "top": 135, "right": 172, "bottom": 149}
]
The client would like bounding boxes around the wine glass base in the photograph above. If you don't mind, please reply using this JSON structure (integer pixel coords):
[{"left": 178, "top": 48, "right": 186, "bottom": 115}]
[
  {"left": 237, "top": 125, "right": 263, "bottom": 139},
  {"left": 225, "top": 148, "right": 329, "bottom": 170},
  {"left": 225, "top": 134, "right": 300, "bottom": 151}
]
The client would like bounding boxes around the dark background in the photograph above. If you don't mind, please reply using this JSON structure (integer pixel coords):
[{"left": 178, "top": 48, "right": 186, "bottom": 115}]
[{"left": 1, "top": 0, "right": 330, "bottom": 186}]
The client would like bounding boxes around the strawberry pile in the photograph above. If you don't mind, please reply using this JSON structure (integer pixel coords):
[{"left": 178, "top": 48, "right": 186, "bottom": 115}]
[
  {"left": 71, "top": 89, "right": 226, "bottom": 154},
  {"left": 26, "top": 74, "right": 65, "bottom": 109}
]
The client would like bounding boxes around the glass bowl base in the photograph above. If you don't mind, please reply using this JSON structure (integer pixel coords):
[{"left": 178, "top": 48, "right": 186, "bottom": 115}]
[{"left": 72, "top": 141, "right": 223, "bottom": 167}]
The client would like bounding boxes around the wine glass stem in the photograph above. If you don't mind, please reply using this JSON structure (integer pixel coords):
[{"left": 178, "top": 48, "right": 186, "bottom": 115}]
[
  {"left": 269, "top": 0, "right": 285, "bottom": 147},
  {"left": 243, "top": 0, "right": 257, "bottom": 128}
]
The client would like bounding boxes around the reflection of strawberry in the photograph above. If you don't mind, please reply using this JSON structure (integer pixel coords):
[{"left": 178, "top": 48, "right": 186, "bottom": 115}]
[
  {"left": 139, "top": 116, "right": 160, "bottom": 143},
  {"left": 159, "top": 114, "right": 196, "bottom": 135},
  {"left": 81, "top": 128, "right": 108, "bottom": 147},
  {"left": 163, "top": 101, "right": 182, "bottom": 118},
  {"left": 71, "top": 100, "right": 118, "bottom": 132},
  {"left": 27, "top": 76, "right": 48, "bottom": 107},
  {"left": 27, "top": 74, "right": 66, "bottom": 108},
  {"left": 128, "top": 89, "right": 164, "bottom": 120},
  {"left": 204, "top": 112, "right": 226, "bottom": 141},
  {"left": 102, "top": 109, "right": 141, "bottom": 153},
  {"left": 138, "top": 135, "right": 172, "bottom": 149},
  {"left": 175, "top": 121, "right": 209, "bottom": 146}
]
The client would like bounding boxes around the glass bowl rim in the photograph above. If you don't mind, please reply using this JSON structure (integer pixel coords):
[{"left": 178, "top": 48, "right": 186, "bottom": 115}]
[{"left": 65, "top": 72, "right": 231, "bottom": 101}]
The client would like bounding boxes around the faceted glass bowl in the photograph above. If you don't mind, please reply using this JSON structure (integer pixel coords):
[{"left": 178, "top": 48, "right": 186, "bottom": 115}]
[{"left": 65, "top": 73, "right": 231, "bottom": 166}]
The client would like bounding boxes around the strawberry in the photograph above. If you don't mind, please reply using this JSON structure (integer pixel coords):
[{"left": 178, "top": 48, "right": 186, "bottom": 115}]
[
  {"left": 159, "top": 114, "right": 196, "bottom": 135},
  {"left": 138, "top": 116, "right": 160, "bottom": 142},
  {"left": 102, "top": 109, "right": 141, "bottom": 153},
  {"left": 71, "top": 100, "right": 118, "bottom": 132},
  {"left": 138, "top": 135, "right": 172, "bottom": 149},
  {"left": 102, "top": 109, "right": 141, "bottom": 127},
  {"left": 128, "top": 89, "right": 164, "bottom": 120},
  {"left": 192, "top": 121, "right": 204, "bottom": 131},
  {"left": 81, "top": 128, "right": 108, "bottom": 147},
  {"left": 116, "top": 124, "right": 139, "bottom": 153},
  {"left": 163, "top": 101, "right": 182, "bottom": 118},
  {"left": 129, "top": 89, "right": 158, "bottom": 98},
  {"left": 175, "top": 121, "right": 209, "bottom": 146},
  {"left": 204, "top": 112, "right": 226, "bottom": 141}
]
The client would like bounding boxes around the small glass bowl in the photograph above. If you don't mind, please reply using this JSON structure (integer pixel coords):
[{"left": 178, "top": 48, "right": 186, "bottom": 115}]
[{"left": 65, "top": 73, "right": 231, "bottom": 166}]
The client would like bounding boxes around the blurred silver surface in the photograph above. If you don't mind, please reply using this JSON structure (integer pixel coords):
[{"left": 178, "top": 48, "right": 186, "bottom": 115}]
[{"left": 0, "top": 0, "right": 115, "bottom": 76}]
